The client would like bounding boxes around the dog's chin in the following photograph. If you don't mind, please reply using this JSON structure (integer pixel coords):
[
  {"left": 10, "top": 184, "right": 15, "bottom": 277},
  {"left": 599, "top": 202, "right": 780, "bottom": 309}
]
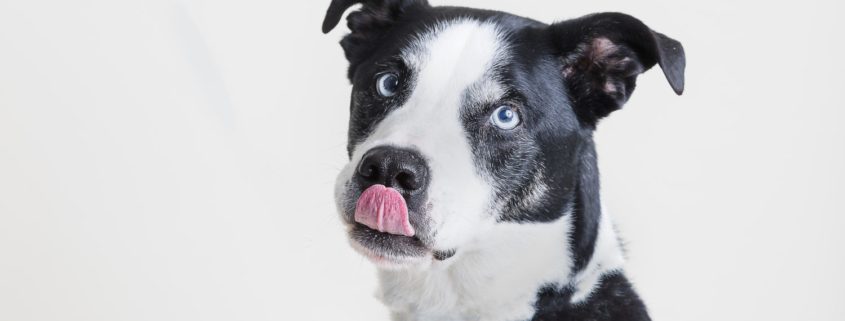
[{"left": 347, "top": 223, "right": 430, "bottom": 269}]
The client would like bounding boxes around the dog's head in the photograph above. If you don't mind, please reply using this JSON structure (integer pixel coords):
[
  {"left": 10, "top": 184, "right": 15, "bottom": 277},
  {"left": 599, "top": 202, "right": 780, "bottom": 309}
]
[{"left": 324, "top": 0, "right": 684, "bottom": 268}]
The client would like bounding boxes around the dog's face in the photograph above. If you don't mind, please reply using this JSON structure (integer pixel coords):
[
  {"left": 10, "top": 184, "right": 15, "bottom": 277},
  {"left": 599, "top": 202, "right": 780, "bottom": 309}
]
[{"left": 324, "top": 1, "right": 684, "bottom": 268}]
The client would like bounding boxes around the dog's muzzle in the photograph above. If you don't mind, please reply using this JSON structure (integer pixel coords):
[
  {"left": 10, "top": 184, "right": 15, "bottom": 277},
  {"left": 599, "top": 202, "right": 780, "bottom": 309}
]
[
  {"left": 346, "top": 145, "right": 458, "bottom": 263},
  {"left": 353, "top": 146, "right": 429, "bottom": 237}
]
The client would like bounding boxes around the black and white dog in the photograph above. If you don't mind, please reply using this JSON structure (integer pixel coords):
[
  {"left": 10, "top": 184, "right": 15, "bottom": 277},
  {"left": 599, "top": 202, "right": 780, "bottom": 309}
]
[{"left": 323, "top": 1, "right": 685, "bottom": 320}]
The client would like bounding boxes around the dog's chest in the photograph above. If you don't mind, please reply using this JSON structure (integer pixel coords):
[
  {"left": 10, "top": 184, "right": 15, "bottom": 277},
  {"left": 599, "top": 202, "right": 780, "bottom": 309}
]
[
  {"left": 378, "top": 262, "right": 537, "bottom": 321},
  {"left": 377, "top": 219, "right": 573, "bottom": 321}
]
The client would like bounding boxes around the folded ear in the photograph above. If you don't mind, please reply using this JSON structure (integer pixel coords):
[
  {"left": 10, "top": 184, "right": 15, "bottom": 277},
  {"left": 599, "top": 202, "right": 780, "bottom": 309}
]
[
  {"left": 549, "top": 12, "right": 685, "bottom": 125},
  {"left": 322, "top": 0, "right": 430, "bottom": 79}
]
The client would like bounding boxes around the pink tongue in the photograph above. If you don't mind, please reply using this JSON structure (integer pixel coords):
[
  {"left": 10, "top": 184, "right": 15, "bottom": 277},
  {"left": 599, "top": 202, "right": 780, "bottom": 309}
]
[{"left": 354, "top": 184, "right": 414, "bottom": 237}]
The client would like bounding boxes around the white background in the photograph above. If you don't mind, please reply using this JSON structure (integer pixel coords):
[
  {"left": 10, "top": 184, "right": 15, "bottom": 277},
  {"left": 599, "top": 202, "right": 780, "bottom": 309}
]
[{"left": 1, "top": 0, "right": 843, "bottom": 320}]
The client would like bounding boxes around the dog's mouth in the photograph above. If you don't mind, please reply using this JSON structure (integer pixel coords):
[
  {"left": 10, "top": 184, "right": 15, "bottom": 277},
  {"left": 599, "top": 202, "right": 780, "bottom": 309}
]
[
  {"left": 345, "top": 184, "right": 429, "bottom": 267},
  {"left": 347, "top": 223, "right": 429, "bottom": 267},
  {"left": 343, "top": 185, "right": 457, "bottom": 267}
]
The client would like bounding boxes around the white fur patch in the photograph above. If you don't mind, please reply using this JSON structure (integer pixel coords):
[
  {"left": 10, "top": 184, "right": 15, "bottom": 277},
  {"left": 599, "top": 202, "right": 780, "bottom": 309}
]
[
  {"left": 568, "top": 207, "right": 626, "bottom": 304},
  {"left": 378, "top": 215, "right": 573, "bottom": 321}
]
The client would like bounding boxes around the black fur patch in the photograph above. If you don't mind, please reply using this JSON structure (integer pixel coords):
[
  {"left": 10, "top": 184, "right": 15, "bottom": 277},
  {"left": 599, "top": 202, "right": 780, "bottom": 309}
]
[{"left": 532, "top": 272, "right": 651, "bottom": 321}]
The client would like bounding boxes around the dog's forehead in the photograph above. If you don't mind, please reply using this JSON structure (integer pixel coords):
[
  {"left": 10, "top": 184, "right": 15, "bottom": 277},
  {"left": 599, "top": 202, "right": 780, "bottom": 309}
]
[{"left": 398, "top": 19, "right": 510, "bottom": 106}]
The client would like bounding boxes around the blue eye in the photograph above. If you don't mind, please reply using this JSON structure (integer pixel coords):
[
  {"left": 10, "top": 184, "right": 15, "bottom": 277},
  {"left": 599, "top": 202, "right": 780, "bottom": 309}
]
[
  {"left": 490, "top": 105, "right": 521, "bottom": 130},
  {"left": 376, "top": 73, "right": 399, "bottom": 97}
]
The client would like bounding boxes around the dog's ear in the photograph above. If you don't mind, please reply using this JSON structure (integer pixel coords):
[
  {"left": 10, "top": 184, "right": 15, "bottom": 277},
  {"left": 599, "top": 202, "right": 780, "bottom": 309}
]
[
  {"left": 548, "top": 12, "right": 685, "bottom": 126},
  {"left": 322, "top": 0, "right": 430, "bottom": 79}
]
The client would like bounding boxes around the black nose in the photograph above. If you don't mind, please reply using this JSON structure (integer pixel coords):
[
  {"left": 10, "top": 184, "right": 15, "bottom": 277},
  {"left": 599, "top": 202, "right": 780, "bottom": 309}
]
[{"left": 356, "top": 146, "right": 429, "bottom": 193}]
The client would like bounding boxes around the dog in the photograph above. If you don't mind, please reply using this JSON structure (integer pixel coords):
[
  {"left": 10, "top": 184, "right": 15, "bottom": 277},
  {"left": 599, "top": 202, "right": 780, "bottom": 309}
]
[{"left": 323, "top": 1, "right": 685, "bottom": 320}]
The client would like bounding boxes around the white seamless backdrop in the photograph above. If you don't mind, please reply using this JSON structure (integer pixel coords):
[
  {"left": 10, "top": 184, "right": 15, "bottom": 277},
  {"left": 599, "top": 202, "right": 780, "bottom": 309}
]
[{"left": 1, "top": 0, "right": 843, "bottom": 320}]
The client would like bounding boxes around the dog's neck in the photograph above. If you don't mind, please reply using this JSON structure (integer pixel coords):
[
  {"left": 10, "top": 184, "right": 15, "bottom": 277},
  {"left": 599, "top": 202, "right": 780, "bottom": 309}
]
[{"left": 375, "top": 144, "right": 626, "bottom": 321}]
